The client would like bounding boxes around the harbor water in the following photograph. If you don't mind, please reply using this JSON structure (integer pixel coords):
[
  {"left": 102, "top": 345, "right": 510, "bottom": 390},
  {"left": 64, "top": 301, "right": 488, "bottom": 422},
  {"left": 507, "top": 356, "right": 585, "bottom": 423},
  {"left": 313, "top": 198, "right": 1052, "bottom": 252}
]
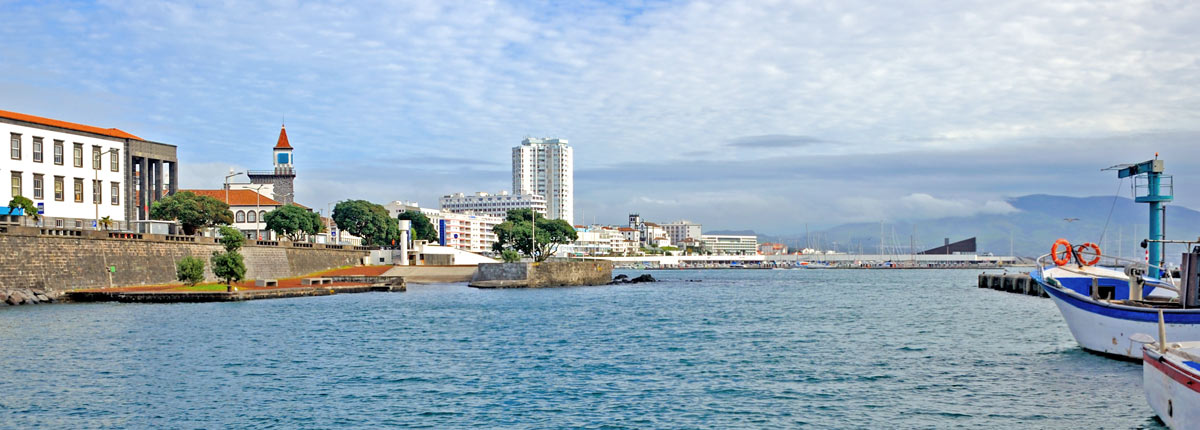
[{"left": 0, "top": 269, "right": 1164, "bottom": 428}]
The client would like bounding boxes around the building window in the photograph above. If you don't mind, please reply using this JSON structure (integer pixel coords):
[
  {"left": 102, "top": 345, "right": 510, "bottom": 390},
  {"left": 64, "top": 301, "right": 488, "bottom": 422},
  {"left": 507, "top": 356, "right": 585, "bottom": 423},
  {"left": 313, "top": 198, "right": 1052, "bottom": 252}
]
[
  {"left": 33, "top": 174, "right": 43, "bottom": 200},
  {"left": 111, "top": 182, "right": 119, "bottom": 205},
  {"left": 73, "top": 178, "right": 83, "bottom": 202},
  {"left": 93, "top": 179, "right": 102, "bottom": 204},
  {"left": 75, "top": 220, "right": 82, "bottom": 228},
  {"left": 10, "top": 133, "right": 20, "bottom": 160},
  {"left": 53, "top": 140, "right": 63, "bottom": 165},
  {"left": 32, "top": 137, "right": 43, "bottom": 163},
  {"left": 260, "top": 210, "right": 266, "bottom": 220},
  {"left": 73, "top": 143, "right": 83, "bottom": 167},
  {"left": 92, "top": 146, "right": 101, "bottom": 170},
  {"left": 236, "top": 211, "right": 245, "bottom": 223},
  {"left": 55, "top": 219, "right": 63, "bottom": 228},
  {"left": 54, "top": 176, "right": 64, "bottom": 201},
  {"left": 110, "top": 150, "right": 119, "bottom": 172},
  {"left": 11, "top": 172, "right": 21, "bottom": 197},
  {"left": 247, "top": 211, "right": 256, "bottom": 223}
]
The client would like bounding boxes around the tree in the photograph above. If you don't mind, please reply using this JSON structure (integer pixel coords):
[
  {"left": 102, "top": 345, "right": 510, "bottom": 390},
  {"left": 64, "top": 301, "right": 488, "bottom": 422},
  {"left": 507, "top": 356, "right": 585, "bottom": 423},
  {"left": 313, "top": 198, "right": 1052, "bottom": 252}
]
[
  {"left": 211, "top": 226, "right": 246, "bottom": 287},
  {"left": 176, "top": 256, "right": 205, "bottom": 286},
  {"left": 492, "top": 208, "right": 578, "bottom": 262},
  {"left": 397, "top": 210, "right": 438, "bottom": 242},
  {"left": 99, "top": 216, "right": 114, "bottom": 230},
  {"left": 7, "top": 196, "right": 37, "bottom": 227},
  {"left": 264, "top": 204, "right": 324, "bottom": 241},
  {"left": 150, "top": 191, "right": 233, "bottom": 235},
  {"left": 332, "top": 200, "right": 396, "bottom": 246}
]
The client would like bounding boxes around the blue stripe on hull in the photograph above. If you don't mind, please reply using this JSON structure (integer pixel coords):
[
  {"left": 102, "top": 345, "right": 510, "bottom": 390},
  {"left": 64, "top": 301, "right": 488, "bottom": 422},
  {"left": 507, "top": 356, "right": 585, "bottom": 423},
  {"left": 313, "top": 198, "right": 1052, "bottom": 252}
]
[{"left": 1036, "top": 277, "right": 1200, "bottom": 324}]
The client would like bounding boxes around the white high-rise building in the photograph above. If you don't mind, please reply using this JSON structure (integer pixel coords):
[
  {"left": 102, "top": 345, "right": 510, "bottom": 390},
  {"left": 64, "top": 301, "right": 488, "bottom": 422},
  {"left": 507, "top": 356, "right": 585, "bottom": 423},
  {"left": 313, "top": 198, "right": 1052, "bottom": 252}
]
[{"left": 512, "top": 137, "right": 572, "bottom": 224}]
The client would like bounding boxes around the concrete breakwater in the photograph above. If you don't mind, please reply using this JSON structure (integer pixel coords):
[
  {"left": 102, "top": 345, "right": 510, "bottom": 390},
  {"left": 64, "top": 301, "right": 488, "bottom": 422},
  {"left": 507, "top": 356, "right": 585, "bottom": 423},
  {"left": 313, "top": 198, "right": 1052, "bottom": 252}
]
[
  {"left": 469, "top": 261, "right": 613, "bottom": 288},
  {"left": 978, "top": 272, "right": 1046, "bottom": 297}
]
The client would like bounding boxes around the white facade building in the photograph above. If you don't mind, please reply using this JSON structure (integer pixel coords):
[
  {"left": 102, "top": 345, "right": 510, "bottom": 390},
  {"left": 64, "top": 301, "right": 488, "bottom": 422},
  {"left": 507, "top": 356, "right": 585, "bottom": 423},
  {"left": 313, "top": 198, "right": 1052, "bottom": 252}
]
[
  {"left": 0, "top": 110, "right": 177, "bottom": 230},
  {"left": 184, "top": 189, "right": 282, "bottom": 240},
  {"left": 386, "top": 201, "right": 503, "bottom": 254},
  {"left": 439, "top": 191, "right": 547, "bottom": 219},
  {"left": 512, "top": 137, "right": 572, "bottom": 224},
  {"left": 560, "top": 226, "right": 638, "bottom": 257},
  {"left": 663, "top": 220, "right": 703, "bottom": 245},
  {"left": 700, "top": 234, "right": 758, "bottom": 255}
]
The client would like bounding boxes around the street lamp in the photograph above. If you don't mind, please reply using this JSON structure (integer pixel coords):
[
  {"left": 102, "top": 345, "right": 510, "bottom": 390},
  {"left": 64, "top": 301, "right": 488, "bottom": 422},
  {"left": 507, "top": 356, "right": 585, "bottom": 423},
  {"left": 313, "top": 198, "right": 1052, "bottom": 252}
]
[
  {"left": 224, "top": 169, "right": 245, "bottom": 205},
  {"left": 95, "top": 148, "right": 120, "bottom": 230},
  {"left": 251, "top": 183, "right": 267, "bottom": 241}
]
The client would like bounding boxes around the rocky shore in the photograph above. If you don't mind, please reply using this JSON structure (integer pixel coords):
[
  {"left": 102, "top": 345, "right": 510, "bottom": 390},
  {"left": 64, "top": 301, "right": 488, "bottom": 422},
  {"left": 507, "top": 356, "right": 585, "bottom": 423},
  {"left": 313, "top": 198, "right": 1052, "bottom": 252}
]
[{"left": 2, "top": 289, "right": 64, "bottom": 306}]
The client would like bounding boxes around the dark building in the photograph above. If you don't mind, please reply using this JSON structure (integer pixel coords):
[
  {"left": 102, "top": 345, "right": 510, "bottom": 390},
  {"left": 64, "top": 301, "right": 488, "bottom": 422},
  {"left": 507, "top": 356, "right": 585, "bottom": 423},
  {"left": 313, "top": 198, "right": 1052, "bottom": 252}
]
[
  {"left": 247, "top": 125, "right": 295, "bottom": 205},
  {"left": 919, "top": 237, "right": 976, "bottom": 255}
]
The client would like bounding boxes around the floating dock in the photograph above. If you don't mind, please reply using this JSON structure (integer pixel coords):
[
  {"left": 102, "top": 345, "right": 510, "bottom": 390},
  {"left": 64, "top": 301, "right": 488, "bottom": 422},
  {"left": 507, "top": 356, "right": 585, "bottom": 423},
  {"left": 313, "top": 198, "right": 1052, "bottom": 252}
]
[{"left": 978, "top": 272, "right": 1046, "bottom": 298}]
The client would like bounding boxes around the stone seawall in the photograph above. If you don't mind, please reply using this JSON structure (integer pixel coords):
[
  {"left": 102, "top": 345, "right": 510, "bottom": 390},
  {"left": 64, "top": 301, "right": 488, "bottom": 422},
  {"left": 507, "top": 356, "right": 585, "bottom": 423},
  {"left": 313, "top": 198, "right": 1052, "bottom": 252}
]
[
  {"left": 0, "top": 226, "right": 370, "bottom": 299},
  {"left": 469, "top": 261, "right": 613, "bottom": 288}
]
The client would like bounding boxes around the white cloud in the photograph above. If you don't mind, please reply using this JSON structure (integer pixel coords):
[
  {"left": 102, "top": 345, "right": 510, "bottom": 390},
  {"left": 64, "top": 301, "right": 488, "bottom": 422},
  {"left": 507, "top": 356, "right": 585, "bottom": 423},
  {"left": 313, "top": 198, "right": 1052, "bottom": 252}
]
[{"left": 0, "top": 0, "right": 1197, "bottom": 232}]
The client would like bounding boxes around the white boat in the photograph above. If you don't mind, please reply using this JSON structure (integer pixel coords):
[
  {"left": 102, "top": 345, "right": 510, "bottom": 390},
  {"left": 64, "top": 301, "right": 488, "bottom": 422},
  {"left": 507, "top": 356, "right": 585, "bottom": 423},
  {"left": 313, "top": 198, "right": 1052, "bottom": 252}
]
[
  {"left": 1141, "top": 314, "right": 1200, "bottom": 429},
  {"left": 1032, "top": 251, "right": 1187, "bottom": 360}
]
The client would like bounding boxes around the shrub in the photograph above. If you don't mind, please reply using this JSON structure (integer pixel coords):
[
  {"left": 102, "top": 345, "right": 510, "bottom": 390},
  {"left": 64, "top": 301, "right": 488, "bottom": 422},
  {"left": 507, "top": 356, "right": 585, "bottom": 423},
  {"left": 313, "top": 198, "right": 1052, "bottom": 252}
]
[
  {"left": 501, "top": 249, "right": 521, "bottom": 263},
  {"left": 176, "top": 256, "right": 205, "bottom": 286}
]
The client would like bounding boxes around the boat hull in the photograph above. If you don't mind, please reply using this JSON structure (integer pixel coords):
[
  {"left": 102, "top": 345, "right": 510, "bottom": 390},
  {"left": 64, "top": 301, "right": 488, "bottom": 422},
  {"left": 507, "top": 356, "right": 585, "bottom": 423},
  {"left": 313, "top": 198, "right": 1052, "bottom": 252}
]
[
  {"left": 1144, "top": 347, "right": 1200, "bottom": 429},
  {"left": 1036, "top": 277, "right": 1200, "bottom": 359}
]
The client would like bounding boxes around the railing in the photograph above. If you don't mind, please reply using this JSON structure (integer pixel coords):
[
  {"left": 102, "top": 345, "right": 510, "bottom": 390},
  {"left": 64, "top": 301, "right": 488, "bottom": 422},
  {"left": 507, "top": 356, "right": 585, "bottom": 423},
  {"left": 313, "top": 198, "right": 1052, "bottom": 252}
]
[
  {"left": 110, "top": 232, "right": 144, "bottom": 240},
  {"left": 41, "top": 228, "right": 82, "bottom": 237},
  {"left": 353, "top": 245, "right": 376, "bottom": 251},
  {"left": 246, "top": 168, "right": 295, "bottom": 176},
  {"left": 291, "top": 242, "right": 313, "bottom": 248},
  {"left": 1036, "top": 252, "right": 1177, "bottom": 294},
  {"left": 164, "top": 234, "right": 195, "bottom": 242},
  {"left": 325, "top": 245, "right": 344, "bottom": 249},
  {"left": 255, "top": 240, "right": 279, "bottom": 247}
]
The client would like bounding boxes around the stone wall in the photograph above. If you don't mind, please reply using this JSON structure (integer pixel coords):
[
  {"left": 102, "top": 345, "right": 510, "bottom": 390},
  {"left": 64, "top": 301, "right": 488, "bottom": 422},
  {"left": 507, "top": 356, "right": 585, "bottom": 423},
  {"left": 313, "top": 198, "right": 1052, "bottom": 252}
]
[
  {"left": 470, "top": 261, "right": 612, "bottom": 288},
  {"left": 0, "top": 226, "right": 369, "bottom": 295}
]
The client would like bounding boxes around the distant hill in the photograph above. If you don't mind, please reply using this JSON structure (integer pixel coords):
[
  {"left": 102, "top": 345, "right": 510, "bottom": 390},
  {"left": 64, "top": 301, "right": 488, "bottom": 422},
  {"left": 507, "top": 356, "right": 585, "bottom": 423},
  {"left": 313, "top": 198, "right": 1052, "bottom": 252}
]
[{"left": 773, "top": 194, "right": 1200, "bottom": 258}]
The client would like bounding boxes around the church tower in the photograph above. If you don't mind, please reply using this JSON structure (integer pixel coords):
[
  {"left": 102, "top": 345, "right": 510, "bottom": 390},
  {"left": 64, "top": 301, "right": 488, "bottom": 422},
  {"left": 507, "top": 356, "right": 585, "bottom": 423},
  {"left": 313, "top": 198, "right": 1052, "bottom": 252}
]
[{"left": 248, "top": 124, "right": 297, "bottom": 205}]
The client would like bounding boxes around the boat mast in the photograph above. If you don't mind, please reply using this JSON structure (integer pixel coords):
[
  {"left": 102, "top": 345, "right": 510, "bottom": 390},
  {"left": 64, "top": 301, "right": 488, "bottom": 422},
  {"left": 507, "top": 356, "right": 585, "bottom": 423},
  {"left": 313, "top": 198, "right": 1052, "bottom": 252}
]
[{"left": 1114, "top": 155, "right": 1172, "bottom": 272}]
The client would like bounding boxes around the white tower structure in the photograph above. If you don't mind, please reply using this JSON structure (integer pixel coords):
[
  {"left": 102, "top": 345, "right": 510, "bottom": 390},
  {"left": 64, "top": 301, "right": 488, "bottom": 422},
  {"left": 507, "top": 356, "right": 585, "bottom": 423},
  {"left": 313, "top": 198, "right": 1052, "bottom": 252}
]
[{"left": 512, "top": 137, "right": 573, "bottom": 224}]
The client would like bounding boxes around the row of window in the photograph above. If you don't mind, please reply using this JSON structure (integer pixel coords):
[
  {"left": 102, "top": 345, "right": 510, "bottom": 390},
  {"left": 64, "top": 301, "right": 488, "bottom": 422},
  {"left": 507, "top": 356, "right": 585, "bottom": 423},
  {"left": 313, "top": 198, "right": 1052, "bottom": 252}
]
[
  {"left": 9, "top": 172, "right": 119, "bottom": 205},
  {"left": 9, "top": 133, "right": 119, "bottom": 171},
  {"left": 235, "top": 210, "right": 268, "bottom": 223}
]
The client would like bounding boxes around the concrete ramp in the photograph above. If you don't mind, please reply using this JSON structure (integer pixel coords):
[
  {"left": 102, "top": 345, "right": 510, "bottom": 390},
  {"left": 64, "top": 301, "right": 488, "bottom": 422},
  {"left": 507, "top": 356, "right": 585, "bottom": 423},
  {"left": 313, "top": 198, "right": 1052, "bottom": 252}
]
[{"left": 382, "top": 265, "right": 478, "bottom": 284}]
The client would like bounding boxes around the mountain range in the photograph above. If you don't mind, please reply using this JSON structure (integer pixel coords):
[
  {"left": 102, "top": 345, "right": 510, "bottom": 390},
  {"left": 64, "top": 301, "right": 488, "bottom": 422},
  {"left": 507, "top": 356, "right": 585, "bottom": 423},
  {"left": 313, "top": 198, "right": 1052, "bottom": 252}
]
[{"left": 708, "top": 194, "right": 1200, "bottom": 258}]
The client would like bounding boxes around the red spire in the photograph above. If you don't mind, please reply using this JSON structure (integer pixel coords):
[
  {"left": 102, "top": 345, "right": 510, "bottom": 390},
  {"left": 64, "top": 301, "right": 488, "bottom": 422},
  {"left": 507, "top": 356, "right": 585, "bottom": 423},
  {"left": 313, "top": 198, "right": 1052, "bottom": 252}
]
[{"left": 275, "top": 124, "right": 291, "bottom": 149}]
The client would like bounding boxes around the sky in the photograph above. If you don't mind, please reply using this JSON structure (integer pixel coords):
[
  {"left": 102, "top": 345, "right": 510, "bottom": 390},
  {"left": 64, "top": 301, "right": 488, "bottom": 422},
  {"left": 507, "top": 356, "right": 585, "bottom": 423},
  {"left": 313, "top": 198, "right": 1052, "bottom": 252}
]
[{"left": 2, "top": 0, "right": 1199, "bottom": 234}]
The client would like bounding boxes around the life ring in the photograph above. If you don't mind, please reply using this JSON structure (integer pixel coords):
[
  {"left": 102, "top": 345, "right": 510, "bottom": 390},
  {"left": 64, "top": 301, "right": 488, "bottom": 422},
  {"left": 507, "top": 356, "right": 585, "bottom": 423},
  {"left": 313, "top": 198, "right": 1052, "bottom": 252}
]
[
  {"left": 1051, "top": 238, "right": 1073, "bottom": 266},
  {"left": 1074, "top": 242, "right": 1102, "bottom": 266}
]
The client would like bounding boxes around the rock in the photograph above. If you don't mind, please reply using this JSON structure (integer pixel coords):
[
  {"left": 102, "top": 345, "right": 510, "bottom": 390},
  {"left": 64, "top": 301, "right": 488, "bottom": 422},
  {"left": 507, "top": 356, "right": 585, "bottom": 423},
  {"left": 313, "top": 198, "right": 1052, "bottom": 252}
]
[
  {"left": 7, "top": 291, "right": 25, "bottom": 305},
  {"left": 0, "top": 291, "right": 7, "bottom": 305},
  {"left": 34, "top": 294, "right": 50, "bottom": 303},
  {"left": 630, "top": 274, "right": 657, "bottom": 283},
  {"left": 613, "top": 274, "right": 629, "bottom": 281}
]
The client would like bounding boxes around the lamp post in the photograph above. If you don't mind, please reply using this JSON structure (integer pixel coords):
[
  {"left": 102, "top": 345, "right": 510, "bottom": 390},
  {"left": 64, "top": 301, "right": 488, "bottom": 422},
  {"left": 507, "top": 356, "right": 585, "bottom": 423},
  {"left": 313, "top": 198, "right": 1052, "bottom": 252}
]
[
  {"left": 95, "top": 148, "right": 120, "bottom": 230},
  {"left": 251, "top": 183, "right": 266, "bottom": 241},
  {"left": 224, "top": 169, "right": 244, "bottom": 207}
]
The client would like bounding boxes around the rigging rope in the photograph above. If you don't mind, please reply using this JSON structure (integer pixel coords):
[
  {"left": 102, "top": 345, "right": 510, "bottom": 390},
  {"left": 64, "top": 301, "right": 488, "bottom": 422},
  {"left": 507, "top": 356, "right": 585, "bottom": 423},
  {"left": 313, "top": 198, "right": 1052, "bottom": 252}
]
[{"left": 1097, "top": 177, "right": 1124, "bottom": 249}]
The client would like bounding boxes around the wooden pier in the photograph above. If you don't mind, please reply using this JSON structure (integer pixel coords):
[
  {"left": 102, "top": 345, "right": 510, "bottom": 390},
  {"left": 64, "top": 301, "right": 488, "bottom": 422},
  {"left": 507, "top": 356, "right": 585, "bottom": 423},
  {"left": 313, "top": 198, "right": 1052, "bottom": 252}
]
[{"left": 978, "top": 272, "right": 1046, "bottom": 298}]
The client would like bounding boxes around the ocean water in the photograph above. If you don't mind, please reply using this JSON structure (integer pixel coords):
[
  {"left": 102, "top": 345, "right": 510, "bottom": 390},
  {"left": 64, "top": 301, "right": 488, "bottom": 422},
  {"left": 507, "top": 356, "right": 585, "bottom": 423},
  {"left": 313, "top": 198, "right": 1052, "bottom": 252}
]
[{"left": 0, "top": 269, "right": 1165, "bottom": 429}]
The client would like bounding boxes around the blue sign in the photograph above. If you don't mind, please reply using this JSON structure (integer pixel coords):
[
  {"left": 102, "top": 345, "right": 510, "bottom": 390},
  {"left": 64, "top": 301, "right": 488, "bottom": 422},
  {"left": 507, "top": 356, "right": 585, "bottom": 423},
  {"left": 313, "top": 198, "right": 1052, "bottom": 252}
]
[
  {"left": 331, "top": 230, "right": 337, "bottom": 237},
  {"left": 438, "top": 219, "right": 447, "bottom": 245},
  {"left": 36, "top": 202, "right": 44, "bottom": 215}
]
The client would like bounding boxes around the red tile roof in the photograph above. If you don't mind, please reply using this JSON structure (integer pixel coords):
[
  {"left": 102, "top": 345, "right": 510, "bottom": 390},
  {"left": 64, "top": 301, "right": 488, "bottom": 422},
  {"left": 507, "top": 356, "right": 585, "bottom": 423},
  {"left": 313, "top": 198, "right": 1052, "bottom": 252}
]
[
  {"left": 275, "top": 125, "right": 291, "bottom": 149},
  {"left": 182, "top": 189, "right": 282, "bottom": 206},
  {"left": 0, "top": 109, "right": 143, "bottom": 140}
]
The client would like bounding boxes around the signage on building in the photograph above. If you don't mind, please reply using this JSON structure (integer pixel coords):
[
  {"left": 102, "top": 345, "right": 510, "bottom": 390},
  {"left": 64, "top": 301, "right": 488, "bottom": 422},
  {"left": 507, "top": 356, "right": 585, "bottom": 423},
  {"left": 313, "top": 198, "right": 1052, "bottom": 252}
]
[{"left": 36, "top": 202, "right": 44, "bottom": 215}]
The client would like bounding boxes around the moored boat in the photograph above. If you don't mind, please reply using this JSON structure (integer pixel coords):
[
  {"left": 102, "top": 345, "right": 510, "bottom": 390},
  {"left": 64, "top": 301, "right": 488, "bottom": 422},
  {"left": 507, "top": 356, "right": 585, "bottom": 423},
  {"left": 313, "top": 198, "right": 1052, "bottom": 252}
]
[{"left": 1141, "top": 313, "right": 1200, "bottom": 429}]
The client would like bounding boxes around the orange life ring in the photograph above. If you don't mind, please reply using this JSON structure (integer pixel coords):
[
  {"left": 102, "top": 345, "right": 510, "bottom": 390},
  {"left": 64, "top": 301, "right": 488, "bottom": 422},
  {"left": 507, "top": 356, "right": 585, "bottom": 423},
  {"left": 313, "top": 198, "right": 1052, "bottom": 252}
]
[
  {"left": 1051, "top": 239, "right": 1073, "bottom": 266},
  {"left": 1074, "top": 242, "right": 1101, "bottom": 266}
]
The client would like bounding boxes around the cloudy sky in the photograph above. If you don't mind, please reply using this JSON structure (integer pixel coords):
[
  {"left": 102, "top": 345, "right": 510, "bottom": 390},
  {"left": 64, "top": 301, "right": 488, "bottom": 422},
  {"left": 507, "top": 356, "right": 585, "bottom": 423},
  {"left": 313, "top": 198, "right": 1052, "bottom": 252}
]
[{"left": 2, "top": 0, "right": 1198, "bottom": 234}]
